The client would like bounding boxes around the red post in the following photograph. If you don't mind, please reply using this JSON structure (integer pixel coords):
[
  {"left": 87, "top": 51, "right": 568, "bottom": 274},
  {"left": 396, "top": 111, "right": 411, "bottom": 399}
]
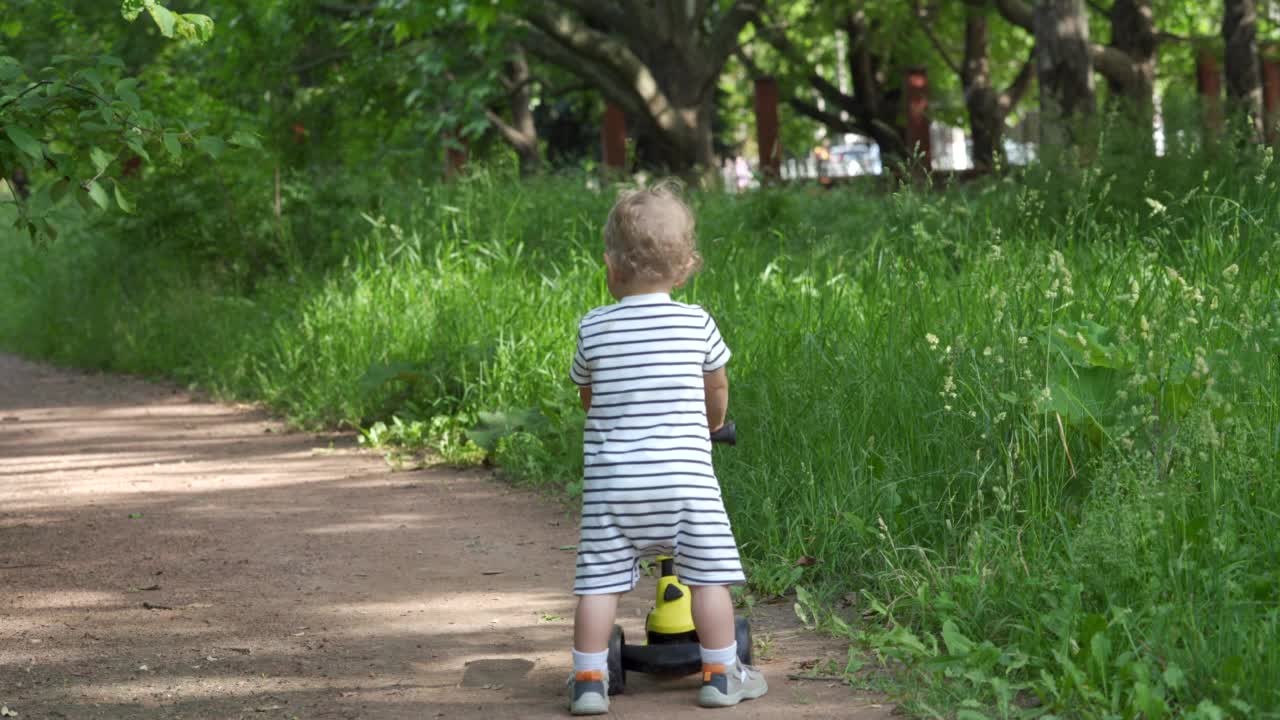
[
  {"left": 1262, "top": 52, "right": 1280, "bottom": 144},
  {"left": 444, "top": 132, "right": 467, "bottom": 180},
  {"left": 904, "top": 67, "right": 931, "bottom": 173},
  {"left": 1197, "top": 49, "right": 1223, "bottom": 141},
  {"left": 602, "top": 103, "right": 627, "bottom": 172},
  {"left": 754, "top": 77, "right": 781, "bottom": 180}
]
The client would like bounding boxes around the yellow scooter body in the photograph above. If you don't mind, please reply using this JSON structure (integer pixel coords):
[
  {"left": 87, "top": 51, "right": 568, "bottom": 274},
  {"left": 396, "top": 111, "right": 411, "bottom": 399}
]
[{"left": 646, "top": 556, "right": 697, "bottom": 637}]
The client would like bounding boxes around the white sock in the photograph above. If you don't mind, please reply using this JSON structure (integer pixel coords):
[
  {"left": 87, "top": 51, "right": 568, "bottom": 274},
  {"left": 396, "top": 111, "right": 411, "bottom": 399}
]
[
  {"left": 700, "top": 642, "right": 746, "bottom": 679},
  {"left": 572, "top": 648, "right": 609, "bottom": 674}
]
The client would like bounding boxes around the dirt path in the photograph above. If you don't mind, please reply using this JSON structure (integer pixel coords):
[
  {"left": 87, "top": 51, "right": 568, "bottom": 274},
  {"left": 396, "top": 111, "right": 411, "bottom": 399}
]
[{"left": 0, "top": 353, "right": 893, "bottom": 719}]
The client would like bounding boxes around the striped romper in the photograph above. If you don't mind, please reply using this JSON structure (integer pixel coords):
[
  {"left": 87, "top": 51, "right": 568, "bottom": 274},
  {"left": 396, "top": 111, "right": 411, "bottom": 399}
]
[{"left": 569, "top": 292, "right": 746, "bottom": 595}]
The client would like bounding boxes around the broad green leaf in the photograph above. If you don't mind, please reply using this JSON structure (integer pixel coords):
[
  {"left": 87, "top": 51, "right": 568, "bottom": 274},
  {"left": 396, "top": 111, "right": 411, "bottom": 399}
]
[
  {"left": 178, "top": 14, "right": 215, "bottom": 43},
  {"left": 0, "top": 56, "right": 22, "bottom": 82},
  {"left": 393, "top": 21, "right": 411, "bottom": 45},
  {"left": 148, "top": 4, "right": 176, "bottom": 38},
  {"left": 90, "top": 146, "right": 114, "bottom": 173},
  {"left": 195, "top": 136, "right": 225, "bottom": 159},
  {"left": 124, "top": 136, "right": 152, "bottom": 163},
  {"left": 5, "top": 125, "right": 43, "bottom": 159},
  {"left": 114, "top": 78, "right": 141, "bottom": 109},
  {"left": 941, "top": 619, "right": 974, "bottom": 657},
  {"left": 121, "top": 0, "right": 149, "bottom": 22},
  {"left": 85, "top": 180, "right": 110, "bottom": 210},
  {"left": 228, "top": 130, "right": 261, "bottom": 149},
  {"left": 163, "top": 132, "right": 182, "bottom": 161},
  {"left": 113, "top": 180, "right": 134, "bottom": 213}
]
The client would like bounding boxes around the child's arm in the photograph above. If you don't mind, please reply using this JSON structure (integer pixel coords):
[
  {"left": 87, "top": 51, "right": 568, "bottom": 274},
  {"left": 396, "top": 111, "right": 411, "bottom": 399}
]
[
  {"left": 579, "top": 386, "right": 592, "bottom": 411},
  {"left": 703, "top": 366, "right": 729, "bottom": 432}
]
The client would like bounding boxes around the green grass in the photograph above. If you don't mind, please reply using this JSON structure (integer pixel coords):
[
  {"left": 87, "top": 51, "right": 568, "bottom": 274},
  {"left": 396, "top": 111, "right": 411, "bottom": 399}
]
[{"left": 2, "top": 151, "right": 1279, "bottom": 718}]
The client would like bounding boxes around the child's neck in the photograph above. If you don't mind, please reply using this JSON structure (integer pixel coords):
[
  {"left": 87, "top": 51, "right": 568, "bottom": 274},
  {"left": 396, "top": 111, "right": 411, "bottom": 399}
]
[{"left": 616, "top": 284, "right": 674, "bottom": 300}]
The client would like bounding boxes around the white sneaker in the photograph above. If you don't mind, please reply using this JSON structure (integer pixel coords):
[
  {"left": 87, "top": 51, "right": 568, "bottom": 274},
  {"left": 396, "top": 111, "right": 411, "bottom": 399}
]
[
  {"left": 698, "top": 660, "right": 768, "bottom": 707},
  {"left": 568, "top": 668, "right": 609, "bottom": 715}
]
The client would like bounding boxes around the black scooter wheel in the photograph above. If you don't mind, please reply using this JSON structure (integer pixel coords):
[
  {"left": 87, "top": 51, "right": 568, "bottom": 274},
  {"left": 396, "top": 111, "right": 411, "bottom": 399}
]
[
  {"left": 734, "top": 616, "right": 753, "bottom": 665},
  {"left": 608, "top": 624, "right": 626, "bottom": 695}
]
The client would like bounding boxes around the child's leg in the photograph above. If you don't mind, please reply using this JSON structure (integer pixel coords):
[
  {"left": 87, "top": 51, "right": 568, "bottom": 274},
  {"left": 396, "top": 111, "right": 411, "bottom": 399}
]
[
  {"left": 691, "top": 584, "right": 768, "bottom": 707},
  {"left": 689, "top": 584, "right": 735, "bottom": 648},
  {"left": 569, "top": 593, "right": 620, "bottom": 715},
  {"left": 573, "top": 592, "right": 620, "bottom": 653}
]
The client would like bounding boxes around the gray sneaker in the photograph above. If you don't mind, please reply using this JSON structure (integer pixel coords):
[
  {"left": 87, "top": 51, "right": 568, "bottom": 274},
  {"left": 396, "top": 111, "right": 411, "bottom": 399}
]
[
  {"left": 698, "top": 661, "right": 768, "bottom": 707},
  {"left": 568, "top": 668, "right": 609, "bottom": 715}
]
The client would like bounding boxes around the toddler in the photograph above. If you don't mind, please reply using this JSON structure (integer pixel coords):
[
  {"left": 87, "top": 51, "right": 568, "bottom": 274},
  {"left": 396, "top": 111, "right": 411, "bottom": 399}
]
[{"left": 566, "top": 182, "right": 767, "bottom": 714}]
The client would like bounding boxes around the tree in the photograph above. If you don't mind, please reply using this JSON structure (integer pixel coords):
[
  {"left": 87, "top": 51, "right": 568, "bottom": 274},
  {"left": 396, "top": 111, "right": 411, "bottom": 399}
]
[
  {"left": 748, "top": 5, "right": 915, "bottom": 168},
  {"left": 518, "top": 1, "right": 762, "bottom": 175},
  {"left": 1223, "top": 0, "right": 1264, "bottom": 139},
  {"left": 1106, "top": 0, "right": 1157, "bottom": 116},
  {"left": 0, "top": 1, "right": 229, "bottom": 242},
  {"left": 486, "top": 45, "right": 542, "bottom": 175},
  {"left": 994, "top": 0, "right": 1098, "bottom": 147},
  {"left": 915, "top": 0, "right": 1035, "bottom": 170}
]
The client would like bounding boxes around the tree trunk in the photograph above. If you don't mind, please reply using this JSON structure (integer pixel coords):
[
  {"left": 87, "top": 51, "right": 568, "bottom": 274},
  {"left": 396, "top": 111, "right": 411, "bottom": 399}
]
[
  {"left": 505, "top": 47, "right": 541, "bottom": 175},
  {"left": 845, "top": 12, "right": 907, "bottom": 166},
  {"left": 1224, "top": 0, "right": 1264, "bottom": 140},
  {"left": 1108, "top": 0, "right": 1157, "bottom": 113},
  {"left": 963, "top": 1, "right": 1002, "bottom": 170},
  {"left": 1035, "top": 0, "right": 1096, "bottom": 148},
  {"left": 521, "top": 3, "right": 760, "bottom": 177}
]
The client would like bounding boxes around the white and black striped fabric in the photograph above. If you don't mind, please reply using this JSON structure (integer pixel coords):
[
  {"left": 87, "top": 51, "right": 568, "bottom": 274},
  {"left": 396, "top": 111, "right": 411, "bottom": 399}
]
[{"left": 569, "top": 292, "right": 745, "bottom": 595}]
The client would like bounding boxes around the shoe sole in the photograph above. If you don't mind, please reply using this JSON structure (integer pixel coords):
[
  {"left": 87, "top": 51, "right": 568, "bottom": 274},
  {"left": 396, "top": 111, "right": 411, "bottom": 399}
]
[
  {"left": 697, "top": 682, "right": 768, "bottom": 708},
  {"left": 570, "top": 692, "right": 609, "bottom": 715}
]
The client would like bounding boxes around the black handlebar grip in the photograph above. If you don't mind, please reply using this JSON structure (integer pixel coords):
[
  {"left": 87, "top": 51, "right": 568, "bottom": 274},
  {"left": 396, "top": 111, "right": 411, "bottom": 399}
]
[{"left": 710, "top": 420, "right": 736, "bottom": 446}]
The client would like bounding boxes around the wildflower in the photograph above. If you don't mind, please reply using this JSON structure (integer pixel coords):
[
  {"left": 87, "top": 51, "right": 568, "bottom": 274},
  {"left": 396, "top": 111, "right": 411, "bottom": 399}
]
[
  {"left": 1145, "top": 197, "right": 1167, "bottom": 215},
  {"left": 1018, "top": 336, "right": 1029, "bottom": 346},
  {"left": 926, "top": 333, "right": 940, "bottom": 349},
  {"left": 1223, "top": 264, "right": 1240, "bottom": 281},
  {"left": 1192, "top": 354, "right": 1210, "bottom": 380},
  {"left": 983, "top": 346, "right": 993, "bottom": 357}
]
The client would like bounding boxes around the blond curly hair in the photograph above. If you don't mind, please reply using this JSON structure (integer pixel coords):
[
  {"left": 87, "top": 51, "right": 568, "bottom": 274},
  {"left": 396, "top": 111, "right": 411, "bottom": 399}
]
[{"left": 603, "top": 179, "right": 703, "bottom": 286}]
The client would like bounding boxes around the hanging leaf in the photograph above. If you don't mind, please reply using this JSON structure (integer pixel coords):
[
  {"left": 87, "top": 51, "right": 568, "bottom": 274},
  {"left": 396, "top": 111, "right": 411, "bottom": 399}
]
[
  {"left": 120, "top": 0, "right": 149, "bottom": 22},
  {"left": 195, "top": 136, "right": 225, "bottom": 159},
  {"left": 113, "top": 180, "right": 134, "bottom": 213},
  {"left": 162, "top": 132, "right": 182, "bottom": 161},
  {"left": 228, "top": 130, "right": 261, "bottom": 149},
  {"left": 85, "top": 180, "right": 110, "bottom": 210},
  {"left": 178, "top": 14, "right": 214, "bottom": 43},
  {"left": 5, "top": 125, "right": 43, "bottom": 159},
  {"left": 90, "top": 146, "right": 114, "bottom": 173},
  {"left": 148, "top": 4, "right": 176, "bottom": 38}
]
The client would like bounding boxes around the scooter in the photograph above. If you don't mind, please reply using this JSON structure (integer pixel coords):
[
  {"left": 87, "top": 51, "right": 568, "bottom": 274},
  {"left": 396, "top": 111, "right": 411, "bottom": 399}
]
[{"left": 605, "top": 421, "right": 751, "bottom": 695}]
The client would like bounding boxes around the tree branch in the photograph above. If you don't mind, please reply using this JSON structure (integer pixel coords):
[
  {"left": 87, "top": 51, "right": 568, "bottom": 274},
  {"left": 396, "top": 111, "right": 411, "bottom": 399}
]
[
  {"left": 316, "top": 2, "right": 375, "bottom": 18},
  {"left": 1091, "top": 43, "right": 1139, "bottom": 91},
  {"left": 999, "top": 44, "right": 1037, "bottom": 115},
  {"left": 994, "top": 0, "right": 1034, "bottom": 31},
  {"left": 789, "top": 95, "right": 862, "bottom": 135},
  {"left": 913, "top": 4, "right": 963, "bottom": 76},
  {"left": 523, "top": 8, "right": 687, "bottom": 132},
  {"left": 752, "top": 17, "right": 863, "bottom": 118},
  {"left": 485, "top": 108, "right": 526, "bottom": 147},
  {"left": 995, "top": 0, "right": 1139, "bottom": 92},
  {"left": 0, "top": 80, "right": 52, "bottom": 114},
  {"left": 705, "top": 0, "right": 764, "bottom": 71},
  {"left": 520, "top": 23, "right": 646, "bottom": 120}
]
